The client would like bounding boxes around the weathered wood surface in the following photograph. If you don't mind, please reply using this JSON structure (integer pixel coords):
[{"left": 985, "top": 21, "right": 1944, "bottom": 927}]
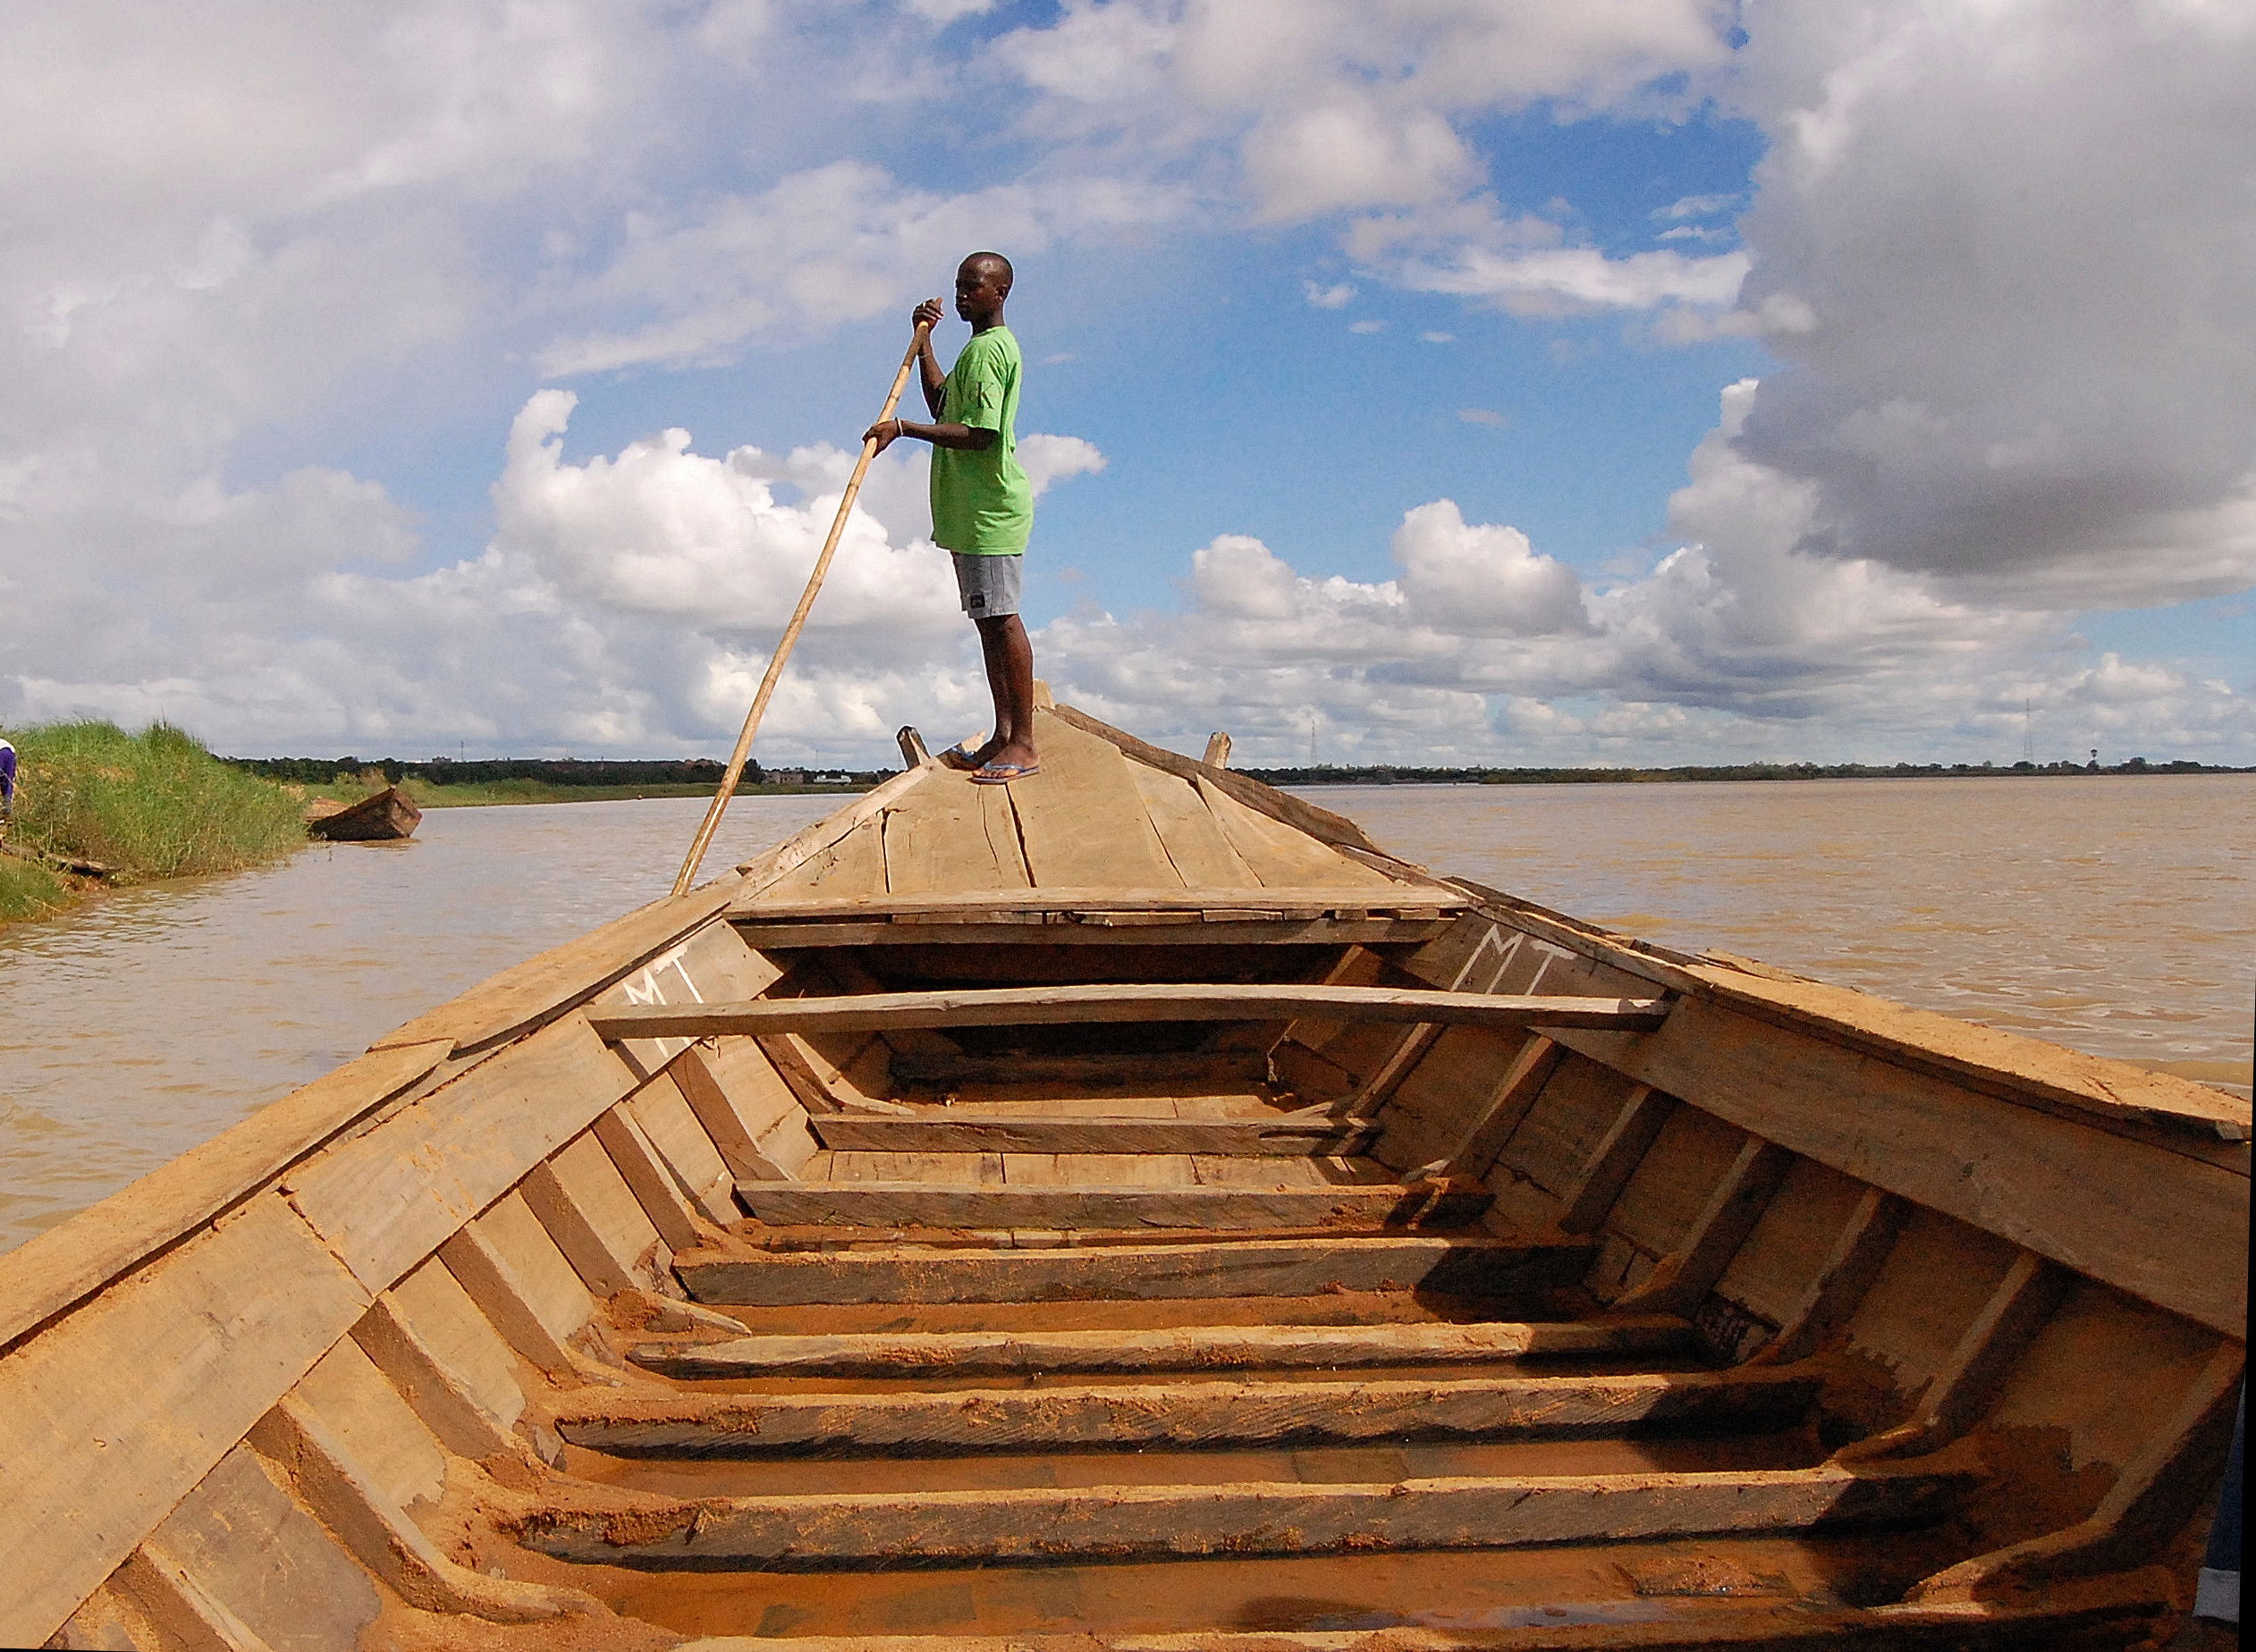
[
  {"left": 306, "top": 785, "right": 421, "bottom": 842},
  {"left": 879, "top": 771, "right": 1033, "bottom": 895},
  {"left": 1552, "top": 997, "right": 2250, "bottom": 1336},
  {"left": 728, "top": 884, "right": 1466, "bottom": 919},
  {"left": 809, "top": 1117, "right": 1376, "bottom": 1156},
  {"left": 1006, "top": 711, "right": 1182, "bottom": 888},
  {"left": 556, "top": 1367, "right": 1819, "bottom": 1456},
  {"left": 0, "top": 1194, "right": 370, "bottom": 1648},
  {"left": 1047, "top": 702, "right": 1383, "bottom": 856},
  {"left": 285, "top": 1016, "right": 641, "bottom": 1294},
  {"left": 0, "top": 1039, "right": 447, "bottom": 1352},
  {"left": 732, "top": 915, "right": 1452, "bottom": 949},
  {"left": 1127, "top": 763, "right": 1258, "bottom": 887},
  {"left": 525, "top": 1454, "right": 1978, "bottom": 1567},
  {"left": 592, "top": 985, "right": 1670, "bottom": 1042},
  {"left": 677, "top": 1235, "right": 1595, "bottom": 1306},
  {"left": 888, "top": 1050, "right": 1270, "bottom": 1087},
  {"left": 732, "top": 1179, "right": 1475, "bottom": 1231},
  {"left": 631, "top": 1314, "right": 1695, "bottom": 1378}
]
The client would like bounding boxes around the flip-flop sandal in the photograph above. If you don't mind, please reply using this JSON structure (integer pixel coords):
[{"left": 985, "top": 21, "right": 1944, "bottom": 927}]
[
  {"left": 969, "top": 762, "right": 1040, "bottom": 786},
  {"left": 938, "top": 745, "right": 983, "bottom": 771}
]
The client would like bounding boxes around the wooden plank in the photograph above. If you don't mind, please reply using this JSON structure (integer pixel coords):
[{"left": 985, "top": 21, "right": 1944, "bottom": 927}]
[
  {"left": 369, "top": 889, "right": 741, "bottom": 1054},
  {"left": 283, "top": 1016, "right": 642, "bottom": 1294},
  {"left": 0, "top": 1040, "right": 446, "bottom": 1353},
  {"left": 1047, "top": 702, "right": 1381, "bottom": 854},
  {"left": 0, "top": 1194, "right": 369, "bottom": 1649},
  {"left": 890, "top": 1050, "right": 1268, "bottom": 1087},
  {"left": 731, "top": 1180, "right": 1478, "bottom": 1230},
  {"left": 732, "top": 916, "right": 1449, "bottom": 948},
  {"left": 676, "top": 1235, "right": 1595, "bottom": 1306},
  {"left": 524, "top": 1453, "right": 1977, "bottom": 1568},
  {"left": 631, "top": 1313, "right": 1695, "bottom": 1378},
  {"left": 661, "top": 1051, "right": 789, "bottom": 1183},
  {"left": 880, "top": 771, "right": 1026, "bottom": 895},
  {"left": 557, "top": 1367, "right": 1818, "bottom": 1456},
  {"left": 522, "top": 1132, "right": 666, "bottom": 1297},
  {"left": 728, "top": 883, "right": 1468, "bottom": 918},
  {"left": 1552, "top": 997, "right": 2250, "bottom": 1336},
  {"left": 1556, "top": 1086, "right": 1670, "bottom": 1235},
  {"left": 623, "top": 1070, "right": 739, "bottom": 1219},
  {"left": 592, "top": 984, "right": 1671, "bottom": 1041},
  {"left": 808, "top": 1117, "right": 1375, "bottom": 1156},
  {"left": 782, "top": 813, "right": 889, "bottom": 898},
  {"left": 1196, "top": 775, "right": 1396, "bottom": 888},
  {"left": 1127, "top": 763, "right": 1259, "bottom": 887},
  {"left": 1002, "top": 711, "right": 1181, "bottom": 888},
  {"left": 729, "top": 761, "right": 934, "bottom": 898}
]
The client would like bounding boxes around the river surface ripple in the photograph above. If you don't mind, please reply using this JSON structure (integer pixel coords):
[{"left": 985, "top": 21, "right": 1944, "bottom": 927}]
[{"left": 2, "top": 777, "right": 2249, "bottom": 1254}]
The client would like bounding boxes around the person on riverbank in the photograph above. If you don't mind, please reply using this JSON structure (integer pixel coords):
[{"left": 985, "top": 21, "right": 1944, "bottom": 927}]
[
  {"left": 0, "top": 737, "right": 16, "bottom": 831},
  {"left": 865, "top": 252, "right": 1038, "bottom": 784}
]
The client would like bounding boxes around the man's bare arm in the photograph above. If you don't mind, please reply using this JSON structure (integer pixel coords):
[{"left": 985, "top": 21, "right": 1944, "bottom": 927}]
[
  {"left": 912, "top": 299, "right": 947, "bottom": 417},
  {"left": 865, "top": 417, "right": 995, "bottom": 454}
]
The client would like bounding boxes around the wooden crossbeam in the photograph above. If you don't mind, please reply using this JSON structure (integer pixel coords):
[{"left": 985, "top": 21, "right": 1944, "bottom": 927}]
[
  {"left": 629, "top": 1313, "right": 1694, "bottom": 1378},
  {"left": 674, "top": 1235, "right": 1594, "bottom": 1307},
  {"left": 588, "top": 984, "right": 1671, "bottom": 1043},
  {"left": 521, "top": 1452, "right": 1978, "bottom": 1568},
  {"left": 808, "top": 1117, "right": 1376, "bottom": 1156},
  {"left": 555, "top": 1367, "right": 1813, "bottom": 1456},
  {"left": 731, "top": 1180, "right": 1488, "bottom": 1232},
  {"left": 728, "top": 885, "right": 1466, "bottom": 920}
]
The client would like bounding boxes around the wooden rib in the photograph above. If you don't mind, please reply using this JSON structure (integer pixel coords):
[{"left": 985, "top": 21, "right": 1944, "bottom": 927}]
[
  {"left": 557, "top": 1367, "right": 1815, "bottom": 1456},
  {"left": 1439, "top": 1036, "right": 1566, "bottom": 1179},
  {"left": 518, "top": 1157, "right": 637, "bottom": 1299},
  {"left": 350, "top": 1298, "right": 524, "bottom": 1463},
  {"left": 1550, "top": 996, "right": 2249, "bottom": 1336},
  {"left": 114, "top": 1543, "right": 283, "bottom": 1652},
  {"left": 591, "top": 1108, "right": 704, "bottom": 1253},
  {"left": 631, "top": 1314, "right": 1694, "bottom": 1378},
  {"left": 0, "top": 1039, "right": 447, "bottom": 1353},
  {"left": 246, "top": 1398, "right": 592, "bottom": 1622},
  {"left": 664, "top": 1049, "right": 789, "bottom": 1179},
  {"left": 1752, "top": 1185, "right": 1910, "bottom": 1365},
  {"left": 591, "top": 984, "right": 1671, "bottom": 1042},
  {"left": 809, "top": 1117, "right": 1374, "bottom": 1157},
  {"left": 728, "top": 884, "right": 1468, "bottom": 919},
  {"left": 749, "top": 1033, "right": 848, "bottom": 1116},
  {"left": 1555, "top": 1085, "right": 1671, "bottom": 1235},
  {"left": 676, "top": 1235, "right": 1595, "bottom": 1307},
  {"left": 1613, "top": 1138, "right": 1797, "bottom": 1317},
  {"left": 524, "top": 1451, "right": 1976, "bottom": 1568},
  {"left": 436, "top": 1227, "right": 575, "bottom": 1377},
  {"left": 1912, "top": 1340, "right": 2246, "bottom": 1599},
  {"left": 731, "top": 1180, "right": 1474, "bottom": 1231},
  {"left": 735, "top": 916, "right": 1453, "bottom": 948},
  {"left": 1835, "top": 1251, "right": 2072, "bottom": 1462}
]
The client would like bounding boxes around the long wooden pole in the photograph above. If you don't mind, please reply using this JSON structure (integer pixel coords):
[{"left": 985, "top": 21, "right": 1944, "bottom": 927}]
[{"left": 672, "top": 319, "right": 934, "bottom": 896}]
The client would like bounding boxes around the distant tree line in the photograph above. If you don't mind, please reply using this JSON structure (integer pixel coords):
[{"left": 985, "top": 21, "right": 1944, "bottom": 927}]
[
  {"left": 1244, "top": 757, "right": 2249, "bottom": 786},
  {"left": 222, "top": 755, "right": 894, "bottom": 788}
]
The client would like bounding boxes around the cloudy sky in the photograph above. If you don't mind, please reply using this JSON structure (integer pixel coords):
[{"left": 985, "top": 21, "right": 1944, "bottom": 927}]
[{"left": 3, "top": 0, "right": 2250, "bottom": 769}]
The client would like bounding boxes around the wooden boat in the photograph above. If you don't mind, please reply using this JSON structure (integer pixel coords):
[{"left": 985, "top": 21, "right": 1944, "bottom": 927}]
[
  {"left": 306, "top": 785, "right": 421, "bottom": 842},
  {"left": 3, "top": 696, "right": 2243, "bottom": 1651}
]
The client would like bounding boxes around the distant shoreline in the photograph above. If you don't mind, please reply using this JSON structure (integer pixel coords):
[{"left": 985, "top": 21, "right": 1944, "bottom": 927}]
[{"left": 224, "top": 754, "right": 2252, "bottom": 801}]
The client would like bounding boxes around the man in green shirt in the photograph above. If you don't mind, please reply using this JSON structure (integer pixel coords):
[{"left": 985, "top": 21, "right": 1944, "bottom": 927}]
[{"left": 866, "top": 251, "right": 1039, "bottom": 782}]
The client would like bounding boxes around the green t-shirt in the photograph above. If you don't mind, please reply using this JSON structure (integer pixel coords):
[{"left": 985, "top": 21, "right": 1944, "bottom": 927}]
[{"left": 930, "top": 325, "right": 1032, "bottom": 554}]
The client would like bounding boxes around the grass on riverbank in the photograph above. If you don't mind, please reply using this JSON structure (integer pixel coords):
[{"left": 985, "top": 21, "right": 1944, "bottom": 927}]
[{"left": 0, "top": 721, "right": 307, "bottom": 921}]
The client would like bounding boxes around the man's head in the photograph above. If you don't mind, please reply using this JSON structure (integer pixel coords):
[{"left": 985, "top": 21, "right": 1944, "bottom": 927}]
[{"left": 955, "top": 252, "right": 1012, "bottom": 326}]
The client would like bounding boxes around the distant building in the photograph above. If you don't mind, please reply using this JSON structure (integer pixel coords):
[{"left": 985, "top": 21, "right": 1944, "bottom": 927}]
[{"left": 766, "top": 769, "right": 807, "bottom": 786}]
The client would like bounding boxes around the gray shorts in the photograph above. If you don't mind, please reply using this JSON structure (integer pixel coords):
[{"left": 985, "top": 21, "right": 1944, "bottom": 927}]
[{"left": 951, "top": 552, "right": 1023, "bottom": 620}]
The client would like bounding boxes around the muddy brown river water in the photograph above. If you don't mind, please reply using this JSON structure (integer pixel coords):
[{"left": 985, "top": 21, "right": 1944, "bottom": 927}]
[{"left": 1, "top": 776, "right": 2248, "bottom": 1254}]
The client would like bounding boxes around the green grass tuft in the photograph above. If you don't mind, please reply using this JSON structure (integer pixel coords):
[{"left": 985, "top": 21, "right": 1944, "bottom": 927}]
[
  {"left": 3, "top": 721, "right": 308, "bottom": 888},
  {"left": 0, "top": 853, "right": 67, "bottom": 921}
]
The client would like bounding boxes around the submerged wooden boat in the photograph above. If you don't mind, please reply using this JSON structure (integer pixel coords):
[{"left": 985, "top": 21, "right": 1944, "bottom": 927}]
[
  {"left": 306, "top": 785, "right": 422, "bottom": 842},
  {"left": 3, "top": 698, "right": 2243, "bottom": 1651}
]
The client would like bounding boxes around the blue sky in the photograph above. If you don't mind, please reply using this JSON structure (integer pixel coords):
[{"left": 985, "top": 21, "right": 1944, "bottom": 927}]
[{"left": 4, "top": 1, "right": 2251, "bottom": 768}]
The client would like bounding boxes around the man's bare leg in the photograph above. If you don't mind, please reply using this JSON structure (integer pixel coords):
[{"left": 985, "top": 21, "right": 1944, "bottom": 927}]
[{"left": 974, "top": 613, "right": 1038, "bottom": 770}]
